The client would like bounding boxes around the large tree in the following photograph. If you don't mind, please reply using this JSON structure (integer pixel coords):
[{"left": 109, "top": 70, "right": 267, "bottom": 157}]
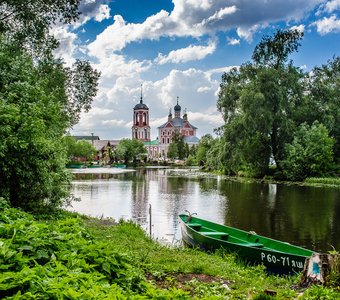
[
  {"left": 0, "top": 41, "right": 99, "bottom": 211},
  {"left": 0, "top": 0, "right": 100, "bottom": 211},
  {"left": 217, "top": 29, "right": 304, "bottom": 177}
]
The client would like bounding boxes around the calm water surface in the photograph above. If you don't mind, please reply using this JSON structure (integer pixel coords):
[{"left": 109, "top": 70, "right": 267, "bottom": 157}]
[{"left": 70, "top": 168, "right": 340, "bottom": 252}]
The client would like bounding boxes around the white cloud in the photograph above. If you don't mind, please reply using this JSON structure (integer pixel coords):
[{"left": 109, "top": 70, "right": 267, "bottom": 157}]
[
  {"left": 50, "top": 26, "right": 78, "bottom": 65},
  {"left": 227, "top": 37, "right": 240, "bottom": 45},
  {"left": 197, "top": 86, "right": 211, "bottom": 93},
  {"left": 202, "top": 6, "right": 238, "bottom": 26},
  {"left": 102, "top": 119, "right": 126, "bottom": 126},
  {"left": 88, "top": 10, "right": 171, "bottom": 58},
  {"left": 317, "top": 0, "right": 340, "bottom": 14},
  {"left": 237, "top": 24, "right": 262, "bottom": 42},
  {"left": 87, "top": 0, "right": 323, "bottom": 59},
  {"left": 155, "top": 41, "right": 216, "bottom": 65},
  {"left": 71, "top": 0, "right": 330, "bottom": 140},
  {"left": 150, "top": 116, "right": 169, "bottom": 129},
  {"left": 93, "top": 53, "right": 151, "bottom": 80},
  {"left": 188, "top": 111, "right": 224, "bottom": 126},
  {"left": 290, "top": 24, "right": 305, "bottom": 32},
  {"left": 313, "top": 15, "right": 340, "bottom": 34},
  {"left": 72, "top": 66, "right": 225, "bottom": 139},
  {"left": 95, "top": 4, "right": 111, "bottom": 22},
  {"left": 74, "top": 2, "right": 111, "bottom": 28},
  {"left": 207, "top": 66, "right": 239, "bottom": 75}
]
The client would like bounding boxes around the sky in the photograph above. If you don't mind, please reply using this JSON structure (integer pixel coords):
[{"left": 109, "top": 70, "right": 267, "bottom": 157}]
[{"left": 53, "top": 0, "right": 340, "bottom": 140}]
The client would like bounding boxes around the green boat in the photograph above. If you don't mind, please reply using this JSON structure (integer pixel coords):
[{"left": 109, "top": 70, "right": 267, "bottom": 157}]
[{"left": 179, "top": 213, "right": 315, "bottom": 274}]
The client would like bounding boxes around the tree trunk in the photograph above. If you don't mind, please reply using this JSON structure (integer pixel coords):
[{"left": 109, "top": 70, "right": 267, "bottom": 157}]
[
  {"left": 300, "top": 253, "right": 340, "bottom": 287},
  {"left": 270, "top": 125, "right": 280, "bottom": 170}
]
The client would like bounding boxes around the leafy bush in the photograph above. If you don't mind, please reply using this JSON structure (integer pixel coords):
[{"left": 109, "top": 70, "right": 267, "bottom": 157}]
[
  {"left": 282, "top": 122, "right": 334, "bottom": 181},
  {"left": 0, "top": 207, "right": 146, "bottom": 299}
]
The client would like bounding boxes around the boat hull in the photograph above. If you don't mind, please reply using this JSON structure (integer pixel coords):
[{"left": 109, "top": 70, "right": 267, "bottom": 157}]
[{"left": 179, "top": 214, "right": 314, "bottom": 274}]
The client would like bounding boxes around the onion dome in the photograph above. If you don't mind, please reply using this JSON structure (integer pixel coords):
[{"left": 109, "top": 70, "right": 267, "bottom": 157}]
[
  {"left": 174, "top": 96, "right": 181, "bottom": 112},
  {"left": 133, "top": 99, "right": 148, "bottom": 110}
]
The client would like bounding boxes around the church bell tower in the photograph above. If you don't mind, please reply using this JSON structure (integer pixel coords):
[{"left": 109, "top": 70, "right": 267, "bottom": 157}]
[{"left": 132, "top": 85, "right": 150, "bottom": 142}]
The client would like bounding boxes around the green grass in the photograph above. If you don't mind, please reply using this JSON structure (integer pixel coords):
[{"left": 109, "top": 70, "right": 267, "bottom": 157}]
[
  {"left": 304, "top": 177, "right": 340, "bottom": 187},
  {"left": 0, "top": 199, "right": 339, "bottom": 299}
]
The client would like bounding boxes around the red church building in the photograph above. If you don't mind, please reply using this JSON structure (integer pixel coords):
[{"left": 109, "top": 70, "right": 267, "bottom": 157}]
[{"left": 132, "top": 91, "right": 199, "bottom": 160}]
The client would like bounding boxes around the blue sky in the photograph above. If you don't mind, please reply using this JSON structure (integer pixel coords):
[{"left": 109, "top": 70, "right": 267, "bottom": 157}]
[{"left": 53, "top": 0, "right": 340, "bottom": 140}]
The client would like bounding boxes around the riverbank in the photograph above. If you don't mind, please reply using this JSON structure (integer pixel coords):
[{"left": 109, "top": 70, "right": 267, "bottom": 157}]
[
  {"left": 0, "top": 201, "right": 338, "bottom": 299},
  {"left": 197, "top": 168, "right": 340, "bottom": 189},
  {"left": 69, "top": 165, "right": 340, "bottom": 189},
  {"left": 68, "top": 166, "right": 136, "bottom": 175}
]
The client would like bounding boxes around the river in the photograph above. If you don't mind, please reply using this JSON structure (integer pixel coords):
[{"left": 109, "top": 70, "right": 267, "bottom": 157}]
[{"left": 70, "top": 168, "right": 340, "bottom": 253}]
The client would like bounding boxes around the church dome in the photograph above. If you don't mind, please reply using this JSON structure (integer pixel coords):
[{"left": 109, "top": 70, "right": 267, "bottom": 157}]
[
  {"left": 174, "top": 103, "right": 181, "bottom": 111},
  {"left": 134, "top": 99, "right": 148, "bottom": 110},
  {"left": 174, "top": 97, "right": 181, "bottom": 111}
]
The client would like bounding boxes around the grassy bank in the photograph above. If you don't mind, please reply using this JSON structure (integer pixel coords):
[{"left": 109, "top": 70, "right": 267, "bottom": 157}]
[
  {"left": 303, "top": 177, "right": 340, "bottom": 188},
  {"left": 0, "top": 202, "right": 338, "bottom": 299}
]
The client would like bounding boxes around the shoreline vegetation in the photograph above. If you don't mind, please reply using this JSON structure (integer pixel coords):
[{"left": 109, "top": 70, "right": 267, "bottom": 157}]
[
  {"left": 69, "top": 165, "right": 340, "bottom": 189},
  {"left": 1, "top": 199, "right": 339, "bottom": 299}
]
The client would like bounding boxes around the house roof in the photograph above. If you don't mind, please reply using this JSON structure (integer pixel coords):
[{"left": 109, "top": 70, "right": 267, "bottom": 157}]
[
  {"left": 92, "top": 140, "right": 120, "bottom": 151},
  {"left": 144, "top": 139, "right": 159, "bottom": 146},
  {"left": 158, "top": 117, "right": 197, "bottom": 130}
]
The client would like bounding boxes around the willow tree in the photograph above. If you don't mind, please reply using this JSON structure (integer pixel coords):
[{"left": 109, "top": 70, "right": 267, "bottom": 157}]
[{"left": 217, "top": 29, "right": 304, "bottom": 177}]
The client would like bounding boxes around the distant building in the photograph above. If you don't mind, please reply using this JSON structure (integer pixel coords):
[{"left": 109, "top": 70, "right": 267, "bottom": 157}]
[
  {"left": 73, "top": 136, "right": 119, "bottom": 162},
  {"left": 132, "top": 94, "right": 199, "bottom": 160},
  {"left": 157, "top": 97, "right": 199, "bottom": 158}
]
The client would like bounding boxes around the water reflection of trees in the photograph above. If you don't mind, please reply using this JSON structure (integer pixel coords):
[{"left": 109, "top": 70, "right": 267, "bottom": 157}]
[
  {"left": 216, "top": 179, "right": 339, "bottom": 252},
  {"left": 131, "top": 170, "right": 148, "bottom": 226},
  {"left": 73, "top": 169, "right": 340, "bottom": 252},
  {"left": 278, "top": 186, "right": 338, "bottom": 252}
]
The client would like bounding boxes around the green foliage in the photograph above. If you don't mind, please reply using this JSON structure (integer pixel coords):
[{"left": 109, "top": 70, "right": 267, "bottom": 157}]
[
  {"left": 218, "top": 30, "right": 304, "bottom": 176},
  {"left": 168, "top": 131, "right": 188, "bottom": 160},
  {"left": 299, "top": 285, "right": 339, "bottom": 299},
  {"left": 0, "top": 36, "right": 99, "bottom": 212},
  {"left": 194, "top": 135, "right": 224, "bottom": 172},
  {"left": 252, "top": 29, "right": 304, "bottom": 68},
  {"left": 195, "top": 134, "right": 214, "bottom": 166},
  {"left": 63, "top": 135, "right": 97, "bottom": 162},
  {"left": 0, "top": 0, "right": 80, "bottom": 53},
  {"left": 115, "top": 139, "right": 147, "bottom": 166},
  {"left": 217, "top": 29, "right": 338, "bottom": 179},
  {"left": 305, "top": 57, "right": 340, "bottom": 162},
  {"left": 1, "top": 206, "right": 338, "bottom": 299},
  {"left": 304, "top": 177, "right": 340, "bottom": 187},
  {"left": 185, "top": 155, "right": 197, "bottom": 166},
  {"left": 167, "top": 142, "right": 179, "bottom": 160},
  {"left": 64, "top": 60, "right": 100, "bottom": 127},
  {"left": 0, "top": 207, "right": 144, "bottom": 299},
  {"left": 282, "top": 122, "right": 334, "bottom": 181}
]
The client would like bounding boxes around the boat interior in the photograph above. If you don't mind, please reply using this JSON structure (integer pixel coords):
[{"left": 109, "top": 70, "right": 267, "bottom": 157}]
[{"left": 186, "top": 222, "right": 265, "bottom": 248}]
